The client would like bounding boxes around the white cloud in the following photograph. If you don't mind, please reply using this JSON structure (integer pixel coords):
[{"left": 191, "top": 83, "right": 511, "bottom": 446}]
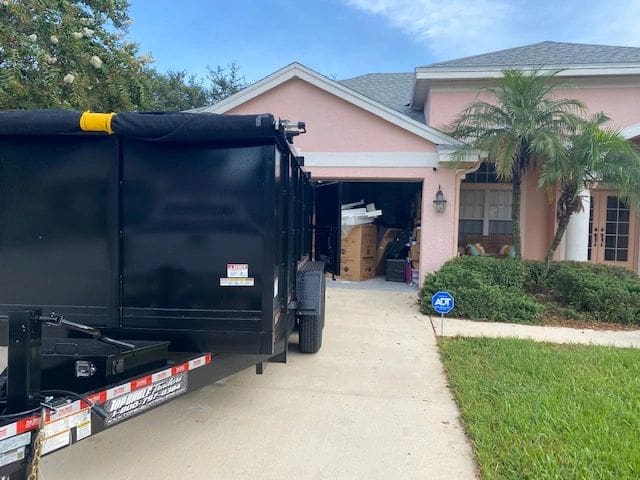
[
  {"left": 345, "top": 0, "right": 514, "bottom": 59},
  {"left": 345, "top": 0, "right": 640, "bottom": 61},
  {"left": 577, "top": 0, "right": 640, "bottom": 47}
]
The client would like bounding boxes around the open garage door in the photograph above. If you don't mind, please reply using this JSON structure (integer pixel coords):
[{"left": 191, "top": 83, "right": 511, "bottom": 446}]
[
  {"left": 314, "top": 180, "right": 422, "bottom": 285},
  {"left": 313, "top": 181, "right": 341, "bottom": 275}
]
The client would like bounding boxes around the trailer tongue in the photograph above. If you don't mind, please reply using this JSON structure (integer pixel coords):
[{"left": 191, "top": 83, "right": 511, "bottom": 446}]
[{"left": 0, "top": 110, "right": 329, "bottom": 479}]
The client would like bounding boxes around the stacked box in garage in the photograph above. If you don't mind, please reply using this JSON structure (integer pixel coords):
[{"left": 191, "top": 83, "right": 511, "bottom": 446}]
[
  {"left": 410, "top": 226, "right": 421, "bottom": 268},
  {"left": 341, "top": 225, "right": 376, "bottom": 281}
]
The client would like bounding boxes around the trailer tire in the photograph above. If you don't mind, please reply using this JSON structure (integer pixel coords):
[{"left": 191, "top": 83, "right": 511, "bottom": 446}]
[{"left": 298, "top": 315, "right": 322, "bottom": 353}]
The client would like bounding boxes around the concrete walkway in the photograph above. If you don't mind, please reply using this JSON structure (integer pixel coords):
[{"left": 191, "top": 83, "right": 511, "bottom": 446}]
[
  {"left": 431, "top": 316, "right": 640, "bottom": 348},
  {"left": 41, "top": 288, "right": 477, "bottom": 480}
]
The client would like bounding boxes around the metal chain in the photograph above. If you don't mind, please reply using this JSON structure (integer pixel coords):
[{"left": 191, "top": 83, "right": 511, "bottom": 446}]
[{"left": 27, "top": 409, "right": 46, "bottom": 480}]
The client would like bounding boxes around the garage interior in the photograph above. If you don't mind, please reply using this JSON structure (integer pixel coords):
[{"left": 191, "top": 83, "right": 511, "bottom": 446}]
[{"left": 316, "top": 180, "right": 423, "bottom": 289}]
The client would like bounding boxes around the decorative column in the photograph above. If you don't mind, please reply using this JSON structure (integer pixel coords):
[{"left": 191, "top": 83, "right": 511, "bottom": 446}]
[{"left": 564, "top": 189, "right": 590, "bottom": 261}]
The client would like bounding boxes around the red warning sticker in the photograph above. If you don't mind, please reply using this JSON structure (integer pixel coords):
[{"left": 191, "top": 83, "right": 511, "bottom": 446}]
[{"left": 227, "top": 263, "right": 249, "bottom": 278}]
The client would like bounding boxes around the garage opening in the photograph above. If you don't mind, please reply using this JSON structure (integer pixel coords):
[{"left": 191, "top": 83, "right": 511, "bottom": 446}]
[{"left": 314, "top": 180, "right": 422, "bottom": 289}]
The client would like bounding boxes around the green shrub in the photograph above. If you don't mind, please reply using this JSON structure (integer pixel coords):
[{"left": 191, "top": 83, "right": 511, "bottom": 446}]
[
  {"left": 420, "top": 256, "right": 542, "bottom": 323},
  {"left": 547, "top": 263, "right": 640, "bottom": 324},
  {"left": 422, "top": 257, "right": 640, "bottom": 325},
  {"left": 524, "top": 260, "right": 640, "bottom": 324},
  {"left": 524, "top": 260, "right": 638, "bottom": 293}
]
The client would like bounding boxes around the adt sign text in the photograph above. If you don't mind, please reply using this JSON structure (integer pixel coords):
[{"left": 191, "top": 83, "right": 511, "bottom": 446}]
[{"left": 431, "top": 291, "right": 455, "bottom": 315}]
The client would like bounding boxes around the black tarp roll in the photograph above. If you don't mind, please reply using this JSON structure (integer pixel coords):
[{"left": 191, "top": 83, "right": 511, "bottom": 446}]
[
  {"left": 0, "top": 109, "right": 81, "bottom": 135},
  {"left": 111, "top": 112, "right": 275, "bottom": 143},
  {"left": 0, "top": 110, "right": 276, "bottom": 144}
]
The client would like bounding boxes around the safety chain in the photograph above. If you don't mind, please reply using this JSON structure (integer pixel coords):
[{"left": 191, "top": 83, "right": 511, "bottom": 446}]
[{"left": 27, "top": 409, "right": 46, "bottom": 480}]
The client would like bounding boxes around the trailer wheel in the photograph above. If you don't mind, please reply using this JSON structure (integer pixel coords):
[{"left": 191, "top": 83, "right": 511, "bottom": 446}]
[{"left": 298, "top": 315, "right": 322, "bottom": 353}]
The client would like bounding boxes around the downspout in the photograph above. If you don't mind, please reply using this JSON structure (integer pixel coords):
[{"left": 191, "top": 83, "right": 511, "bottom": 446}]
[{"left": 440, "top": 144, "right": 483, "bottom": 258}]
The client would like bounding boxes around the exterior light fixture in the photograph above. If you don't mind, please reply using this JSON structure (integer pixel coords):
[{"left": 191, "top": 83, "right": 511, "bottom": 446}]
[{"left": 433, "top": 185, "right": 447, "bottom": 213}]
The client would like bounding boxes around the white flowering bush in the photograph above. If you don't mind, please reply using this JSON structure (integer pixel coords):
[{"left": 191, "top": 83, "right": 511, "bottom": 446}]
[
  {"left": 0, "top": 0, "right": 151, "bottom": 110},
  {"left": 0, "top": 1, "right": 246, "bottom": 111},
  {"left": 89, "top": 56, "right": 102, "bottom": 69}
]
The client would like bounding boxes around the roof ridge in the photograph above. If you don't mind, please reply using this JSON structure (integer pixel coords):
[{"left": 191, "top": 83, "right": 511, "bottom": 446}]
[
  {"left": 340, "top": 72, "right": 413, "bottom": 81},
  {"left": 423, "top": 41, "right": 551, "bottom": 68},
  {"left": 421, "top": 41, "right": 640, "bottom": 69}
]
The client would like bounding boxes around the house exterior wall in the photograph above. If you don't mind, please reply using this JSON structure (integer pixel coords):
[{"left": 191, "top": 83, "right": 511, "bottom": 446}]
[
  {"left": 225, "top": 77, "right": 460, "bottom": 278},
  {"left": 521, "top": 167, "right": 555, "bottom": 260},
  {"left": 227, "top": 77, "right": 436, "bottom": 152},
  {"left": 426, "top": 76, "right": 640, "bottom": 262},
  {"left": 426, "top": 77, "right": 640, "bottom": 132}
]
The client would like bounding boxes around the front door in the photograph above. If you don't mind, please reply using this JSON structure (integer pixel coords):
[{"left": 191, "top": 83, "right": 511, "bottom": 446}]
[{"left": 588, "top": 190, "right": 636, "bottom": 269}]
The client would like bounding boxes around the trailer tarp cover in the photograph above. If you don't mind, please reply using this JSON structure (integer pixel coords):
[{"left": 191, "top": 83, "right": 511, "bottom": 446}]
[{"left": 0, "top": 109, "right": 275, "bottom": 143}]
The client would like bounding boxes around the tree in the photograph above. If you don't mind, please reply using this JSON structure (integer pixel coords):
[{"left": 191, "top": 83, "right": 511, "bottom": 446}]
[
  {"left": 145, "top": 69, "right": 209, "bottom": 111},
  {"left": 206, "top": 63, "right": 246, "bottom": 104},
  {"left": 450, "top": 69, "right": 584, "bottom": 257},
  {"left": 0, "top": 2, "right": 246, "bottom": 111},
  {"left": 145, "top": 64, "right": 246, "bottom": 111},
  {"left": 539, "top": 114, "right": 640, "bottom": 273},
  {"left": 0, "top": 0, "right": 152, "bottom": 111}
]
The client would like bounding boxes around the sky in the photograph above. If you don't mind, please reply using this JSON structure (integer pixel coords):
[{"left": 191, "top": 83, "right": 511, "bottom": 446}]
[{"left": 128, "top": 0, "right": 640, "bottom": 83}]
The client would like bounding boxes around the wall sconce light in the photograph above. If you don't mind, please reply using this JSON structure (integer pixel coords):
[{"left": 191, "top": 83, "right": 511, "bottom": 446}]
[{"left": 433, "top": 185, "right": 447, "bottom": 214}]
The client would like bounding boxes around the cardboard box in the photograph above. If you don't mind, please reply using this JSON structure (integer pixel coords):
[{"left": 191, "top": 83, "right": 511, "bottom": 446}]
[
  {"left": 341, "top": 256, "right": 376, "bottom": 281},
  {"left": 341, "top": 244, "right": 376, "bottom": 260},
  {"left": 410, "top": 243, "right": 420, "bottom": 262},
  {"left": 341, "top": 224, "right": 377, "bottom": 260},
  {"left": 340, "top": 225, "right": 377, "bottom": 281},
  {"left": 412, "top": 226, "right": 421, "bottom": 244}
]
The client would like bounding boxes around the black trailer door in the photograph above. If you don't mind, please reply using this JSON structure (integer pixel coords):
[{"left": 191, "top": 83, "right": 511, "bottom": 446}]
[{"left": 313, "top": 182, "right": 341, "bottom": 275}]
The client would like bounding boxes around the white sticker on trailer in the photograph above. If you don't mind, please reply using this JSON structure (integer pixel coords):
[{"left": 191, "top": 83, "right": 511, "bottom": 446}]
[
  {"left": 42, "top": 430, "right": 70, "bottom": 455},
  {"left": 0, "top": 446, "right": 25, "bottom": 467},
  {"left": 0, "top": 432, "right": 30, "bottom": 455},
  {"left": 227, "top": 263, "right": 249, "bottom": 278},
  {"left": 0, "top": 423, "right": 17, "bottom": 441},
  {"left": 75, "top": 411, "right": 92, "bottom": 441},
  {"left": 220, "top": 277, "right": 254, "bottom": 287}
]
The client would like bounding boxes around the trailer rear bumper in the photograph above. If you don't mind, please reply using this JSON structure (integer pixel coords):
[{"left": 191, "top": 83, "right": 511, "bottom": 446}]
[{"left": 0, "top": 350, "right": 278, "bottom": 478}]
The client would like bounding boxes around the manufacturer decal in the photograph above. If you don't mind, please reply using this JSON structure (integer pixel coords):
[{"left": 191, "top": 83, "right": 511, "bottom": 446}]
[
  {"left": 227, "top": 263, "right": 249, "bottom": 278},
  {"left": 220, "top": 277, "right": 255, "bottom": 287},
  {"left": 104, "top": 373, "right": 188, "bottom": 425},
  {"left": 42, "top": 430, "right": 70, "bottom": 455},
  {"left": 0, "top": 432, "right": 30, "bottom": 455},
  {"left": 0, "top": 446, "right": 25, "bottom": 467},
  {"left": 42, "top": 406, "right": 92, "bottom": 454}
]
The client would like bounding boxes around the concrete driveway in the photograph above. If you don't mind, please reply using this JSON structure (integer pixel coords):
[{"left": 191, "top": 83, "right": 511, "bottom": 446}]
[{"left": 42, "top": 287, "right": 477, "bottom": 479}]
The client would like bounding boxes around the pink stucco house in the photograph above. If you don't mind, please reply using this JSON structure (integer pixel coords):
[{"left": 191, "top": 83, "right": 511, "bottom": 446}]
[{"left": 198, "top": 41, "right": 640, "bottom": 282}]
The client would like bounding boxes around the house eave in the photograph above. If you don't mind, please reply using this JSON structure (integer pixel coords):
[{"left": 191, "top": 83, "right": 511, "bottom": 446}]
[
  {"left": 415, "top": 63, "right": 640, "bottom": 81},
  {"left": 199, "top": 62, "right": 459, "bottom": 147}
]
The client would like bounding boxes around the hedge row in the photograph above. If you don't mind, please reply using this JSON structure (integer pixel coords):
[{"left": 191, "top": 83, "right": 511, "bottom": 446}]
[
  {"left": 420, "top": 257, "right": 542, "bottom": 323},
  {"left": 421, "top": 257, "right": 640, "bottom": 324}
]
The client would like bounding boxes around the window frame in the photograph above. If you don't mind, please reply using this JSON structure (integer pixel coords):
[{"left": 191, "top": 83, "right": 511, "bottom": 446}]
[{"left": 459, "top": 183, "right": 513, "bottom": 236}]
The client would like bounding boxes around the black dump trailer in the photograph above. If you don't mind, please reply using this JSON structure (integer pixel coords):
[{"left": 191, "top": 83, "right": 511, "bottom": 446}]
[{"left": 0, "top": 110, "right": 330, "bottom": 479}]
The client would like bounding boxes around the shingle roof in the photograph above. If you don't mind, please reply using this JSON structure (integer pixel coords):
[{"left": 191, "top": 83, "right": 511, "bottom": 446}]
[
  {"left": 339, "top": 73, "right": 423, "bottom": 123},
  {"left": 423, "top": 41, "right": 640, "bottom": 69}
]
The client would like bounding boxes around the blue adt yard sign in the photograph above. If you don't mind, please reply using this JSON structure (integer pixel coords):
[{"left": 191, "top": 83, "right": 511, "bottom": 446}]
[
  {"left": 432, "top": 291, "right": 454, "bottom": 335},
  {"left": 432, "top": 291, "right": 455, "bottom": 314}
]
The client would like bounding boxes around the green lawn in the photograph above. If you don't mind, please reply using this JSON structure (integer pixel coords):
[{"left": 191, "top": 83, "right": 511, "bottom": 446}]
[{"left": 439, "top": 337, "right": 640, "bottom": 479}]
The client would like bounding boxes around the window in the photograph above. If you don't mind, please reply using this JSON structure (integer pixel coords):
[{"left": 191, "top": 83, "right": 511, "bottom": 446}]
[
  {"left": 458, "top": 188, "right": 513, "bottom": 245},
  {"left": 463, "top": 162, "right": 510, "bottom": 184}
]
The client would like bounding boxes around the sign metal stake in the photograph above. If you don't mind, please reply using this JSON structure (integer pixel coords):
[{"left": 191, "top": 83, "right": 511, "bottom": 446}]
[{"left": 431, "top": 291, "right": 454, "bottom": 337}]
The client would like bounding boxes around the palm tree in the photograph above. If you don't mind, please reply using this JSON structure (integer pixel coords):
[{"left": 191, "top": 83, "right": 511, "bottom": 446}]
[
  {"left": 539, "top": 113, "right": 640, "bottom": 273},
  {"left": 450, "top": 69, "right": 584, "bottom": 257}
]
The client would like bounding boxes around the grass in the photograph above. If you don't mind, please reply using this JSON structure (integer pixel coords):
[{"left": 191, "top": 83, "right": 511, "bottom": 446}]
[{"left": 439, "top": 337, "right": 640, "bottom": 479}]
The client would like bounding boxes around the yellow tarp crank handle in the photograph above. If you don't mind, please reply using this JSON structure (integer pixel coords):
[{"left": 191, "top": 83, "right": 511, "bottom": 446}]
[{"left": 79, "top": 111, "right": 115, "bottom": 134}]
